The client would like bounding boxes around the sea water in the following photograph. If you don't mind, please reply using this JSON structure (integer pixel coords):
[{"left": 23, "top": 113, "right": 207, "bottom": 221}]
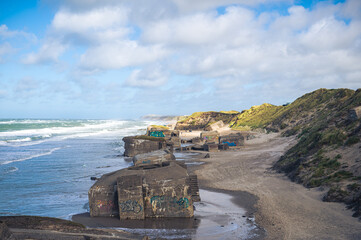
[{"left": 0, "top": 119, "right": 152, "bottom": 219}]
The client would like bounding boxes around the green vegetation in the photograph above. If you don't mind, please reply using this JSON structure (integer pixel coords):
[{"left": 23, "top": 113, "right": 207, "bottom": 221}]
[
  {"left": 150, "top": 125, "right": 169, "bottom": 130},
  {"left": 345, "top": 136, "right": 360, "bottom": 146},
  {"left": 133, "top": 135, "right": 166, "bottom": 141},
  {"left": 174, "top": 88, "right": 361, "bottom": 217},
  {"left": 229, "top": 103, "right": 283, "bottom": 129},
  {"left": 220, "top": 110, "right": 240, "bottom": 114},
  {"left": 176, "top": 111, "right": 238, "bottom": 130}
]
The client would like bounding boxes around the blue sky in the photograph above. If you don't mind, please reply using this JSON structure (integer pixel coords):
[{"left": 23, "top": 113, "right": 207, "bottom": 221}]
[{"left": 0, "top": 0, "right": 360, "bottom": 119}]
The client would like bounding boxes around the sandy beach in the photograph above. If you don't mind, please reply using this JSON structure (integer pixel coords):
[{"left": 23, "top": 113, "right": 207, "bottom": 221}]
[{"left": 189, "top": 132, "right": 361, "bottom": 240}]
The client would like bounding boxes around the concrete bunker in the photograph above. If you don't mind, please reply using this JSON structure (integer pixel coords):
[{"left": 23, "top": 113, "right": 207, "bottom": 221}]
[
  {"left": 123, "top": 135, "right": 169, "bottom": 157},
  {"left": 147, "top": 126, "right": 181, "bottom": 148},
  {"left": 89, "top": 160, "right": 200, "bottom": 220},
  {"left": 219, "top": 133, "right": 245, "bottom": 147},
  {"left": 200, "top": 131, "right": 219, "bottom": 144}
]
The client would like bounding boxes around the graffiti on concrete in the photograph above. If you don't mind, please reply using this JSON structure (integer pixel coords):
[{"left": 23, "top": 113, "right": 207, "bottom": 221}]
[
  {"left": 149, "top": 131, "right": 165, "bottom": 137},
  {"left": 96, "top": 200, "right": 114, "bottom": 212},
  {"left": 150, "top": 196, "right": 190, "bottom": 210},
  {"left": 204, "top": 136, "right": 218, "bottom": 141},
  {"left": 223, "top": 141, "right": 237, "bottom": 146},
  {"left": 119, "top": 200, "right": 143, "bottom": 213}
]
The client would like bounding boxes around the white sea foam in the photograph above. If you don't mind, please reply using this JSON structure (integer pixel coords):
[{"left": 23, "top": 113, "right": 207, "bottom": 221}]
[
  {"left": 0, "top": 147, "right": 62, "bottom": 165},
  {"left": 0, "top": 120, "right": 127, "bottom": 137},
  {"left": 0, "top": 120, "right": 148, "bottom": 147},
  {"left": 6, "top": 137, "right": 32, "bottom": 143}
]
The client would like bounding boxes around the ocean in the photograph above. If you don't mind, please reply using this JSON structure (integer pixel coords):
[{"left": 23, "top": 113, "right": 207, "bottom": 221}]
[{"left": 0, "top": 119, "right": 152, "bottom": 219}]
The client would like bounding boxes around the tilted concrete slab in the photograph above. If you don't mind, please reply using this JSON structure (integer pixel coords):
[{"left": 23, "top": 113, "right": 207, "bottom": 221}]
[
  {"left": 132, "top": 150, "right": 175, "bottom": 167},
  {"left": 123, "top": 136, "right": 168, "bottom": 157}
]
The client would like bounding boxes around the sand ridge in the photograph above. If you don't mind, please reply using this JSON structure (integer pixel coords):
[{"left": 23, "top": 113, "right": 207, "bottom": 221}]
[{"left": 191, "top": 132, "right": 361, "bottom": 240}]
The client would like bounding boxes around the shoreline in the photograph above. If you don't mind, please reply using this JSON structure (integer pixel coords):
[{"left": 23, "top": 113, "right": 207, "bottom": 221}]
[
  {"left": 72, "top": 187, "right": 265, "bottom": 239},
  {"left": 3, "top": 131, "right": 361, "bottom": 239}
]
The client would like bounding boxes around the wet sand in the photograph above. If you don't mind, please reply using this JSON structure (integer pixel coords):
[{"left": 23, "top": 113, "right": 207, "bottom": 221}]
[
  {"left": 190, "top": 132, "right": 361, "bottom": 240},
  {"left": 73, "top": 188, "right": 264, "bottom": 239},
  {"left": 73, "top": 132, "right": 361, "bottom": 239}
]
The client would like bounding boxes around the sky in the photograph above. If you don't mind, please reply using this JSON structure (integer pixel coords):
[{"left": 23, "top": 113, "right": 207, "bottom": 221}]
[{"left": 0, "top": 0, "right": 360, "bottom": 119}]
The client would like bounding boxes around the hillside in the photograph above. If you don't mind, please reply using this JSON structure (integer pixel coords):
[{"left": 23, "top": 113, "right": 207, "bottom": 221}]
[
  {"left": 273, "top": 89, "right": 361, "bottom": 218},
  {"left": 175, "top": 111, "right": 239, "bottom": 130},
  {"left": 175, "top": 88, "right": 361, "bottom": 218}
]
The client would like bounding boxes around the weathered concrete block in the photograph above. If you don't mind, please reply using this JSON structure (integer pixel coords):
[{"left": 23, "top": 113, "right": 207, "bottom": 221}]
[
  {"left": 218, "top": 143, "right": 229, "bottom": 151},
  {"left": 191, "top": 137, "right": 204, "bottom": 144},
  {"left": 89, "top": 162, "right": 195, "bottom": 219},
  {"left": 117, "top": 175, "right": 145, "bottom": 220},
  {"left": 200, "top": 131, "right": 219, "bottom": 144},
  {"left": 147, "top": 127, "right": 181, "bottom": 148},
  {"left": 204, "top": 143, "right": 219, "bottom": 152},
  {"left": 188, "top": 174, "right": 201, "bottom": 202},
  {"left": 88, "top": 184, "right": 118, "bottom": 217},
  {"left": 132, "top": 150, "right": 175, "bottom": 167},
  {"left": 0, "top": 221, "right": 13, "bottom": 240},
  {"left": 123, "top": 136, "right": 167, "bottom": 157},
  {"left": 219, "top": 133, "right": 244, "bottom": 147}
]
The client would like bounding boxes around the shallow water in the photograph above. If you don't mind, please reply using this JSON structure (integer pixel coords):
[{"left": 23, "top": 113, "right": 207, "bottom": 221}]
[{"left": 0, "top": 119, "right": 151, "bottom": 218}]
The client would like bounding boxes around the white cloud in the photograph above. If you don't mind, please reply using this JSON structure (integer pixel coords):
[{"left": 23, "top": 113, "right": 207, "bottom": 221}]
[
  {"left": 52, "top": 7, "right": 130, "bottom": 43},
  {"left": 20, "top": 0, "right": 361, "bottom": 108},
  {"left": 125, "top": 65, "right": 168, "bottom": 88},
  {"left": 142, "top": 7, "right": 258, "bottom": 46},
  {"left": 0, "top": 42, "right": 14, "bottom": 63},
  {"left": 22, "top": 39, "right": 68, "bottom": 64},
  {"left": 80, "top": 40, "right": 169, "bottom": 70},
  {"left": 52, "top": 7, "right": 128, "bottom": 32},
  {"left": 0, "top": 24, "right": 37, "bottom": 42},
  {"left": 14, "top": 77, "right": 43, "bottom": 99},
  {"left": 167, "top": 0, "right": 292, "bottom": 13}
]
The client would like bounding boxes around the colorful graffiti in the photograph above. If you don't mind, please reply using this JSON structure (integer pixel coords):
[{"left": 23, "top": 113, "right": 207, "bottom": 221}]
[
  {"left": 223, "top": 141, "right": 237, "bottom": 146},
  {"left": 203, "top": 136, "right": 218, "bottom": 141},
  {"left": 119, "top": 200, "right": 143, "bottom": 213},
  {"left": 96, "top": 200, "right": 114, "bottom": 212},
  {"left": 150, "top": 196, "right": 190, "bottom": 210},
  {"left": 149, "top": 131, "right": 165, "bottom": 137}
]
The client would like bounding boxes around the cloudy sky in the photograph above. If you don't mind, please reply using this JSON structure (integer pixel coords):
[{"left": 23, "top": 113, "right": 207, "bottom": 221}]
[{"left": 0, "top": 0, "right": 360, "bottom": 119}]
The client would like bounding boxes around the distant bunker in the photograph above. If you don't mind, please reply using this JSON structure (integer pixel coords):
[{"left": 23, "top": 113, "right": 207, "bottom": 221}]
[
  {"left": 200, "top": 131, "right": 219, "bottom": 144},
  {"left": 147, "top": 126, "right": 181, "bottom": 148},
  {"left": 219, "top": 133, "right": 244, "bottom": 147},
  {"left": 123, "top": 135, "right": 169, "bottom": 157},
  {"left": 89, "top": 151, "right": 200, "bottom": 220},
  {"left": 193, "top": 132, "right": 244, "bottom": 152}
]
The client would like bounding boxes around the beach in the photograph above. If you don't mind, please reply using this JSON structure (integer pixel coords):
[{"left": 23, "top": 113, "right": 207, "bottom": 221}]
[
  {"left": 2, "top": 121, "right": 361, "bottom": 239},
  {"left": 188, "top": 132, "right": 361, "bottom": 239}
]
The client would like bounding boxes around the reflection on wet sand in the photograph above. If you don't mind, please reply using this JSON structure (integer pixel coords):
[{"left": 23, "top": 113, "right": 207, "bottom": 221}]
[{"left": 73, "top": 189, "right": 263, "bottom": 239}]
